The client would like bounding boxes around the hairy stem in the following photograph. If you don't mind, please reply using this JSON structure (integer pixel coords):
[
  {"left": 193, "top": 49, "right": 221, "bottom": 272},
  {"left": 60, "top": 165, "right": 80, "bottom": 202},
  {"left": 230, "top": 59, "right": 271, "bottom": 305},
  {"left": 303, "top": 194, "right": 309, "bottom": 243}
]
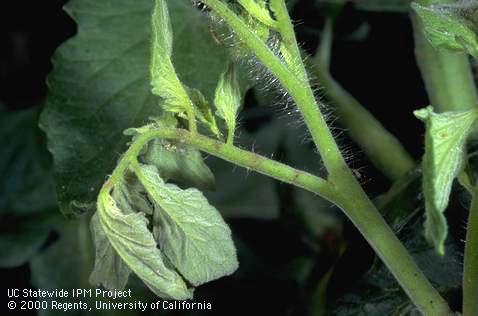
[
  {"left": 203, "top": 0, "right": 345, "bottom": 176},
  {"left": 412, "top": 0, "right": 478, "bottom": 112},
  {"left": 311, "top": 20, "right": 415, "bottom": 181},
  {"left": 200, "top": 1, "right": 451, "bottom": 314},
  {"left": 103, "top": 126, "right": 337, "bottom": 203},
  {"left": 464, "top": 187, "right": 478, "bottom": 316}
]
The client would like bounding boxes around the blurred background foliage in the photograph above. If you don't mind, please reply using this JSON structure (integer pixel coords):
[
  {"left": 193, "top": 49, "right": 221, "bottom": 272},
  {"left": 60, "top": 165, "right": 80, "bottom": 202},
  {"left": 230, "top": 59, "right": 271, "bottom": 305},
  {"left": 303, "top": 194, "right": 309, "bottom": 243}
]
[{"left": 0, "top": 0, "right": 469, "bottom": 315}]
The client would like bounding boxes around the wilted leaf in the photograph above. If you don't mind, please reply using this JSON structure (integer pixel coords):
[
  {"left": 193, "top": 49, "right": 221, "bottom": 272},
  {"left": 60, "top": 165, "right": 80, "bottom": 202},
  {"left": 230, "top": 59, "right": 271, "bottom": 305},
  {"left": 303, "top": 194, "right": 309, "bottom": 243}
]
[
  {"left": 134, "top": 163, "right": 238, "bottom": 286},
  {"left": 40, "top": 0, "right": 231, "bottom": 216},
  {"left": 412, "top": 1, "right": 478, "bottom": 58},
  {"left": 141, "top": 138, "right": 216, "bottom": 191},
  {"left": 97, "top": 190, "right": 193, "bottom": 300},
  {"left": 89, "top": 213, "right": 131, "bottom": 290},
  {"left": 415, "top": 106, "right": 477, "bottom": 254}
]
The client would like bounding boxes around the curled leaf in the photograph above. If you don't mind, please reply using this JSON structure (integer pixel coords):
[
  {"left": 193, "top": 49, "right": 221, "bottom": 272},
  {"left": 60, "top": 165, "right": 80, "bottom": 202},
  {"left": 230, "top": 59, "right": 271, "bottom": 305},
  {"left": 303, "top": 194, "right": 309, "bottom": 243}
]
[
  {"left": 89, "top": 213, "right": 131, "bottom": 290},
  {"left": 414, "top": 106, "right": 478, "bottom": 254},
  {"left": 96, "top": 189, "right": 193, "bottom": 299},
  {"left": 134, "top": 163, "right": 238, "bottom": 286}
]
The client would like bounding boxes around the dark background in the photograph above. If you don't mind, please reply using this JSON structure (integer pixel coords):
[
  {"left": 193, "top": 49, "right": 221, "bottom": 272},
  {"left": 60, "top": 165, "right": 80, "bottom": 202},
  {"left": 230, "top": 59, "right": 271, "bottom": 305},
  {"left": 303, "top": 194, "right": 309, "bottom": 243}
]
[{"left": 0, "top": 1, "right": 448, "bottom": 315}]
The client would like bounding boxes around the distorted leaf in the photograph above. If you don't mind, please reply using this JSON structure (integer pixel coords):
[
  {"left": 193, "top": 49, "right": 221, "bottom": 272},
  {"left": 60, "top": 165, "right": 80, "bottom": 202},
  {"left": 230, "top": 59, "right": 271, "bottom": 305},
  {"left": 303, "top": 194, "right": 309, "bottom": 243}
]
[
  {"left": 97, "top": 190, "right": 193, "bottom": 299},
  {"left": 412, "top": 1, "right": 478, "bottom": 58},
  {"left": 415, "top": 106, "right": 478, "bottom": 254},
  {"left": 89, "top": 213, "right": 131, "bottom": 290},
  {"left": 134, "top": 163, "right": 238, "bottom": 286},
  {"left": 141, "top": 138, "right": 216, "bottom": 191}
]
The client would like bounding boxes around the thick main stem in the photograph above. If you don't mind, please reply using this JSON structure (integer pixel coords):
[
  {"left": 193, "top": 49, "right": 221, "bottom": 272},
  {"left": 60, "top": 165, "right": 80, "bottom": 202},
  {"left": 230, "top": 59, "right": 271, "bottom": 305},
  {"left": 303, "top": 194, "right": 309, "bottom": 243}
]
[
  {"left": 203, "top": 0, "right": 345, "bottom": 176},
  {"left": 201, "top": 0, "right": 451, "bottom": 314},
  {"left": 463, "top": 187, "right": 478, "bottom": 316},
  {"left": 334, "top": 182, "right": 452, "bottom": 316}
]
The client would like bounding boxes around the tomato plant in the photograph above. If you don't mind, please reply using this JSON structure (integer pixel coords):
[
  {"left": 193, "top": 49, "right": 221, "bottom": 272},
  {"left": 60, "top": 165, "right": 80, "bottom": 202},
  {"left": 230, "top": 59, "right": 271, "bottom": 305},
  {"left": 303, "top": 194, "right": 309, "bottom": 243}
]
[{"left": 2, "top": 0, "right": 478, "bottom": 315}]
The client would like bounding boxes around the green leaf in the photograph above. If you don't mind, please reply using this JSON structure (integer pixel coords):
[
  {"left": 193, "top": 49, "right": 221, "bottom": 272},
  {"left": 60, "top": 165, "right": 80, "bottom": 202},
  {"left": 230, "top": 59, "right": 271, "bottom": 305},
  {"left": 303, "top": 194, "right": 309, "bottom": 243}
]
[
  {"left": 214, "top": 63, "right": 242, "bottom": 143},
  {"left": 0, "top": 106, "right": 58, "bottom": 268},
  {"left": 141, "top": 138, "right": 216, "bottom": 191},
  {"left": 0, "top": 107, "right": 56, "bottom": 216},
  {"left": 40, "top": 0, "right": 231, "bottom": 216},
  {"left": 30, "top": 217, "right": 148, "bottom": 316},
  {"left": 150, "top": 0, "right": 194, "bottom": 115},
  {"left": 134, "top": 163, "right": 238, "bottom": 286},
  {"left": 412, "top": 1, "right": 478, "bottom": 58},
  {"left": 97, "top": 189, "right": 193, "bottom": 300},
  {"left": 414, "top": 106, "right": 478, "bottom": 254},
  {"left": 89, "top": 212, "right": 131, "bottom": 290},
  {"left": 237, "top": 0, "right": 277, "bottom": 28}
]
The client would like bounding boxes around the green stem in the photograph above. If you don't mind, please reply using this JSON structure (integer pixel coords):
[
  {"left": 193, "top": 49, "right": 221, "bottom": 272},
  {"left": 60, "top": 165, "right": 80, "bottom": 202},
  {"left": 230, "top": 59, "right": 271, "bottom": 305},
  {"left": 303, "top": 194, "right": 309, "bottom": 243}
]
[
  {"left": 203, "top": 0, "right": 346, "bottom": 176},
  {"left": 311, "top": 20, "right": 415, "bottom": 181},
  {"left": 411, "top": 1, "right": 478, "bottom": 112},
  {"left": 200, "top": 1, "right": 451, "bottom": 314},
  {"left": 102, "top": 127, "right": 337, "bottom": 203},
  {"left": 464, "top": 187, "right": 478, "bottom": 316},
  {"left": 104, "top": 124, "right": 451, "bottom": 315},
  {"left": 333, "top": 184, "right": 451, "bottom": 315}
]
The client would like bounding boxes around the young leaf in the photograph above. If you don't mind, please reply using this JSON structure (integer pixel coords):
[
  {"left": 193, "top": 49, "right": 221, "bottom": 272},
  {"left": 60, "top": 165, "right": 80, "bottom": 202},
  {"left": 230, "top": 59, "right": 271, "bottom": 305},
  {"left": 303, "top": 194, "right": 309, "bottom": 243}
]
[
  {"left": 97, "top": 190, "right": 193, "bottom": 299},
  {"left": 188, "top": 88, "right": 222, "bottom": 138},
  {"left": 151, "top": 0, "right": 195, "bottom": 115},
  {"left": 141, "top": 138, "right": 216, "bottom": 191},
  {"left": 89, "top": 213, "right": 131, "bottom": 290},
  {"left": 214, "top": 63, "right": 242, "bottom": 143},
  {"left": 414, "top": 106, "right": 478, "bottom": 254},
  {"left": 133, "top": 163, "right": 238, "bottom": 286},
  {"left": 412, "top": 2, "right": 478, "bottom": 58}
]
